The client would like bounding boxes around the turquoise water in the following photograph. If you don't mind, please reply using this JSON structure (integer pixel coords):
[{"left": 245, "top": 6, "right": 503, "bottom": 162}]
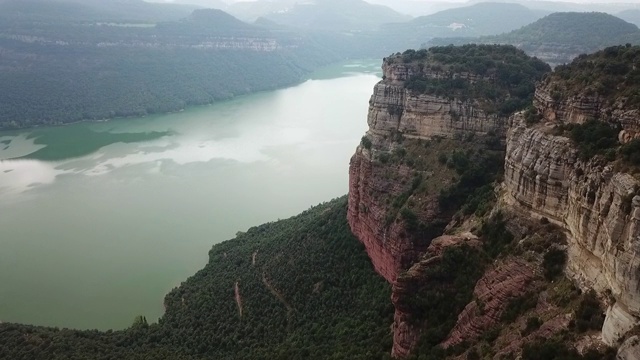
[{"left": 0, "top": 60, "right": 381, "bottom": 330}]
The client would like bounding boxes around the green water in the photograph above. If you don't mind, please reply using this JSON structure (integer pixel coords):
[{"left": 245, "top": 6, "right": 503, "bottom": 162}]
[{"left": 0, "top": 60, "right": 381, "bottom": 330}]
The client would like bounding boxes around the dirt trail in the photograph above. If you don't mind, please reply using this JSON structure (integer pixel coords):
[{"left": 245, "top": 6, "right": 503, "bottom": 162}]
[
  {"left": 234, "top": 281, "right": 243, "bottom": 318},
  {"left": 262, "top": 272, "right": 293, "bottom": 314},
  {"left": 252, "top": 251, "right": 258, "bottom": 266}
]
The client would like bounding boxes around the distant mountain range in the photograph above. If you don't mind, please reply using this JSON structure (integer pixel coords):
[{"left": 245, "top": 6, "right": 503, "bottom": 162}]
[
  {"left": 258, "top": 0, "right": 410, "bottom": 31},
  {"left": 619, "top": 9, "right": 640, "bottom": 27},
  {"left": 375, "top": 2, "right": 549, "bottom": 52},
  {"left": 425, "top": 12, "right": 640, "bottom": 66},
  {"left": 151, "top": 0, "right": 411, "bottom": 31},
  {"left": 0, "top": 0, "right": 199, "bottom": 22},
  {"left": 0, "top": 2, "right": 360, "bottom": 128},
  {"left": 4, "top": 0, "right": 640, "bottom": 128}
]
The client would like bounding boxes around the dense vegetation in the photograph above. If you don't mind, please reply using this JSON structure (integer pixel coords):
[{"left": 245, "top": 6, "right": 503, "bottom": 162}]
[
  {"left": 554, "top": 117, "right": 640, "bottom": 167},
  {"left": 426, "top": 12, "right": 640, "bottom": 66},
  {"left": 401, "top": 244, "right": 487, "bottom": 353},
  {"left": 0, "top": 197, "right": 394, "bottom": 359},
  {"left": 548, "top": 45, "right": 640, "bottom": 108},
  {"left": 522, "top": 339, "right": 616, "bottom": 360},
  {"left": 495, "top": 13, "right": 640, "bottom": 49},
  {"left": 396, "top": 45, "right": 550, "bottom": 116},
  {"left": 404, "top": 213, "right": 518, "bottom": 359},
  {"left": 554, "top": 119, "right": 620, "bottom": 160},
  {"left": 0, "top": 0, "right": 396, "bottom": 130}
]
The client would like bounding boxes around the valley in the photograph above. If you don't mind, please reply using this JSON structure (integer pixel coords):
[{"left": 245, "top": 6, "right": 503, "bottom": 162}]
[{"left": 0, "top": 61, "right": 380, "bottom": 330}]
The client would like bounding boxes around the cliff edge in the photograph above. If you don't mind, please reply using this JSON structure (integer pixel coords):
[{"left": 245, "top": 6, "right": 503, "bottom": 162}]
[{"left": 349, "top": 45, "right": 640, "bottom": 359}]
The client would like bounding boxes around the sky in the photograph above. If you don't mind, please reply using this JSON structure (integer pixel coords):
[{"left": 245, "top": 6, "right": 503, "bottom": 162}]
[{"left": 225, "top": 0, "right": 640, "bottom": 3}]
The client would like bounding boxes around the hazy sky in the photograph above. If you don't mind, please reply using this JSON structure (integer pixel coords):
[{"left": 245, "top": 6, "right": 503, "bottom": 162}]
[{"left": 226, "top": 0, "right": 640, "bottom": 2}]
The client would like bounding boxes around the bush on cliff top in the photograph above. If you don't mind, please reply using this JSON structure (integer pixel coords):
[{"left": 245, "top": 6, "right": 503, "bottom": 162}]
[
  {"left": 548, "top": 44, "right": 640, "bottom": 109},
  {"left": 396, "top": 45, "right": 551, "bottom": 116}
]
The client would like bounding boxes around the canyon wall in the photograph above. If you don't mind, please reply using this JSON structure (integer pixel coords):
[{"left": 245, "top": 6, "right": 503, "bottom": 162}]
[
  {"left": 502, "top": 88, "right": 640, "bottom": 348},
  {"left": 348, "top": 60, "right": 507, "bottom": 283},
  {"left": 349, "top": 48, "right": 640, "bottom": 358}
]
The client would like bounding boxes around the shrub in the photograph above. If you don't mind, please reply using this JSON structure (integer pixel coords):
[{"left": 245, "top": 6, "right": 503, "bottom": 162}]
[
  {"left": 621, "top": 139, "right": 640, "bottom": 165},
  {"left": 568, "top": 119, "right": 619, "bottom": 160},
  {"left": 574, "top": 290, "right": 605, "bottom": 333},
  {"left": 501, "top": 293, "right": 538, "bottom": 323},
  {"left": 522, "top": 316, "right": 542, "bottom": 335},
  {"left": 361, "top": 135, "right": 373, "bottom": 150},
  {"left": 524, "top": 106, "right": 542, "bottom": 125},
  {"left": 479, "top": 212, "right": 515, "bottom": 258},
  {"left": 543, "top": 248, "right": 567, "bottom": 281}
]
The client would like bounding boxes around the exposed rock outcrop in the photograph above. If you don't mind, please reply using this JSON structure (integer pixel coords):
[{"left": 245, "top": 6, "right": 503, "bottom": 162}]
[
  {"left": 502, "top": 89, "right": 640, "bottom": 349},
  {"left": 441, "top": 258, "right": 538, "bottom": 348},
  {"left": 348, "top": 47, "right": 550, "bottom": 358},
  {"left": 535, "top": 81, "right": 640, "bottom": 133},
  {"left": 391, "top": 234, "right": 482, "bottom": 358},
  {"left": 619, "top": 336, "right": 640, "bottom": 360},
  {"left": 348, "top": 59, "right": 508, "bottom": 283}
]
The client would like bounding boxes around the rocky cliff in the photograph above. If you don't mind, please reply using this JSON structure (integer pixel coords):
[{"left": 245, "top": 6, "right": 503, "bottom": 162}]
[
  {"left": 347, "top": 49, "right": 529, "bottom": 283},
  {"left": 502, "top": 104, "right": 640, "bottom": 350},
  {"left": 348, "top": 45, "right": 551, "bottom": 357},
  {"left": 350, "top": 45, "right": 640, "bottom": 359}
]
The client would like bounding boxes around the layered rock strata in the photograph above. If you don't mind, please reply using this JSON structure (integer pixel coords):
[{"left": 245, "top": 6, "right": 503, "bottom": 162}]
[
  {"left": 502, "top": 91, "right": 640, "bottom": 348},
  {"left": 535, "top": 81, "right": 640, "bottom": 133},
  {"left": 441, "top": 258, "right": 538, "bottom": 348},
  {"left": 348, "top": 60, "right": 507, "bottom": 284},
  {"left": 391, "top": 234, "right": 481, "bottom": 358}
]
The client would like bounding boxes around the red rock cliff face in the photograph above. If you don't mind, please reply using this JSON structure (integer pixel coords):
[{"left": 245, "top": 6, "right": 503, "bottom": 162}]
[
  {"left": 347, "top": 61, "right": 508, "bottom": 284},
  {"left": 391, "top": 234, "right": 481, "bottom": 358}
]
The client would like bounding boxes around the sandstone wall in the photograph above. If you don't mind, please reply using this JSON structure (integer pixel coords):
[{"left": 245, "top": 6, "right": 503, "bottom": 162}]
[
  {"left": 348, "top": 61, "right": 507, "bottom": 284},
  {"left": 502, "top": 96, "right": 640, "bottom": 347}
]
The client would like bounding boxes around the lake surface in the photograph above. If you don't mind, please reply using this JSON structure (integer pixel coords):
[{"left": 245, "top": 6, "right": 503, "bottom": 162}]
[{"left": 0, "top": 60, "right": 380, "bottom": 330}]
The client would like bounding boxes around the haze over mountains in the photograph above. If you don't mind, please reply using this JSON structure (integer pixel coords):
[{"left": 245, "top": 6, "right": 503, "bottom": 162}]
[
  {"left": 149, "top": 0, "right": 640, "bottom": 18},
  {"left": 426, "top": 12, "right": 640, "bottom": 66},
  {"left": 3, "top": 0, "right": 640, "bottom": 128}
]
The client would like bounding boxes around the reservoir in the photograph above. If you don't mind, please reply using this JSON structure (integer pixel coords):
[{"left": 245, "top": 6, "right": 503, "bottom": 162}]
[{"left": 0, "top": 61, "right": 380, "bottom": 330}]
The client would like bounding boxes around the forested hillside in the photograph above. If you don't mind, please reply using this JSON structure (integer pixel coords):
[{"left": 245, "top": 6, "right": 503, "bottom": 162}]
[
  {"left": 379, "top": 3, "right": 548, "bottom": 47},
  {"left": 426, "top": 12, "right": 640, "bottom": 66},
  {"left": 0, "top": 0, "right": 388, "bottom": 129},
  {"left": 0, "top": 197, "right": 394, "bottom": 359},
  {"left": 619, "top": 9, "right": 640, "bottom": 27}
]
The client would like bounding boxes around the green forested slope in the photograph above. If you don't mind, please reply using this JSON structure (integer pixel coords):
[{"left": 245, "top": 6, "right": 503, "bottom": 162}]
[
  {"left": 0, "top": 3, "right": 367, "bottom": 129},
  {"left": 426, "top": 13, "right": 640, "bottom": 66},
  {"left": 397, "top": 45, "right": 551, "bottom": 116},
  {"left": 0, "top": 197, "right": 394, "bottom": 360}
]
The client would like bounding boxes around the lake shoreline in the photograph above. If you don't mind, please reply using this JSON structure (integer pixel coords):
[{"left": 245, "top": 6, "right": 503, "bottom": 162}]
[
  {"left": 0, "top": 59, "right": 382, "bottom": 134},
  {"left": 0, "top": 61, "right": 380, "bottom": 330}
]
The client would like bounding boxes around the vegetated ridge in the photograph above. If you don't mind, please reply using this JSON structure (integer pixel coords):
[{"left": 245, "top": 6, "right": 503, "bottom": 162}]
[
  {"left": 0, "top": 0, "right": 392, "bottom": 130},
  {"left": 380, "top": 2, "right": 549, "bottom": 47},
  {"left": 0, "top": 198, "right": 394, "bottom": 360},
  {"left": 426, "top": 12, "right": 640, "bottom": 66}
]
